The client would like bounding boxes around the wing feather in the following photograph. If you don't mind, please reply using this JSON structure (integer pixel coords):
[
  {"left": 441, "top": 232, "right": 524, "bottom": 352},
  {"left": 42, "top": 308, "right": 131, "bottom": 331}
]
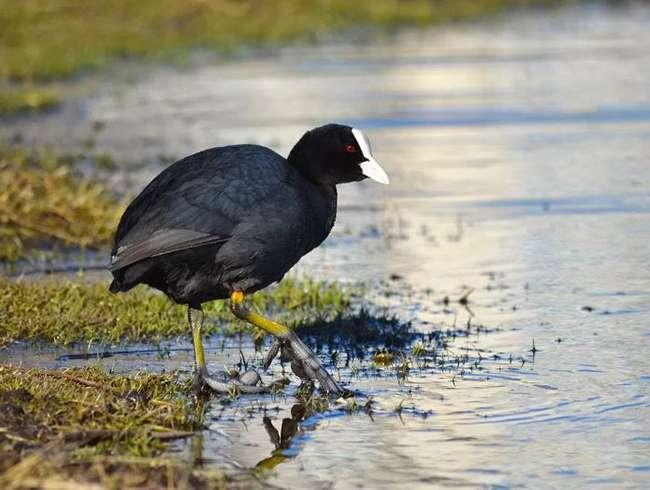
[
  {"left": 110, "top": 145, "right": 291, "bottom": 271},
  {"left": 109, "top": 229, "right": 229, "bottom": 271}
]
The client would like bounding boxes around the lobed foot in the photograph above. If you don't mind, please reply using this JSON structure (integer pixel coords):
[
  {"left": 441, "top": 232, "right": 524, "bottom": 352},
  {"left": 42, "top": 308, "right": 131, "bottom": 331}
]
[
  {"left": 231, "top": 291, "right": 347, "bottom": 397},
  {"left": 264, "top": 331, "right": 347, "bottom": 397}
]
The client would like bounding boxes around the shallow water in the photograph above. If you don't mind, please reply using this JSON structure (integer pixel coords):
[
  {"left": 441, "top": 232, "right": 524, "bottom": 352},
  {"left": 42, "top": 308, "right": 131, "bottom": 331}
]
[{"left": 3, "top": 2, "right": 650, "bottom": 488}]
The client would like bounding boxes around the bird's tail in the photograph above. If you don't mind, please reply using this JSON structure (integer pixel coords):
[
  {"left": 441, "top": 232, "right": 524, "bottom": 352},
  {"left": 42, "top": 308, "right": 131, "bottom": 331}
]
[
  {"left": 109, "top": 278, "right": 124, "bottom": 293},
  {"left": 109, "top": 268, "right": 134, "bottom": 293},
  {"left": 109, "top": 260, "right": 152, "bottom": 293}
]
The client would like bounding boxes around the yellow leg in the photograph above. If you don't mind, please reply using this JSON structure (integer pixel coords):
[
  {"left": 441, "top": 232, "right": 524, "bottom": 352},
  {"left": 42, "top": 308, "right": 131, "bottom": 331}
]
[
  {"left": 188, "top": 306, "right": 207, "bottom": 375},
  {"left": 230, "top": 291, "right": 290, "bottom": 337},
  {"left": 229, "top": 290, "right": 345, "bottom": 396},
  {"left": 188, "top": 301, "right": 283, "bottom": 395}
]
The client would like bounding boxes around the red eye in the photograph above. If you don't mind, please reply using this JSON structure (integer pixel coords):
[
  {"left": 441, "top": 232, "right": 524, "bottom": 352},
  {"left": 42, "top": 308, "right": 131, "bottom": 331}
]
[{"left": 345, "top": 144, "right": 356, "bottom": 153}]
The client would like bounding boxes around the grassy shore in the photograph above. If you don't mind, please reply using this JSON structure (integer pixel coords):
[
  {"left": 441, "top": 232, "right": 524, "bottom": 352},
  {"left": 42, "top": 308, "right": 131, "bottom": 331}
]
[
  {"left": 0, "top": 0, "right": 564, "bottom": 116},
  {"left": 0, "top": 364, "right": 235, "bottom": 489},
  {"left": 0, "top": 276, "right": 351, "bottom": 346},
  {"left": 0, "top": 275, "right": 352, "bottom": 487}
]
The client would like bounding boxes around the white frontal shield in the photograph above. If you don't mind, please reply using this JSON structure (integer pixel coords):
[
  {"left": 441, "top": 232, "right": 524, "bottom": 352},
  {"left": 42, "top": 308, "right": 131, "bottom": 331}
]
[{"left": 352, "top": 128, "right": 390, "bottom": 184}]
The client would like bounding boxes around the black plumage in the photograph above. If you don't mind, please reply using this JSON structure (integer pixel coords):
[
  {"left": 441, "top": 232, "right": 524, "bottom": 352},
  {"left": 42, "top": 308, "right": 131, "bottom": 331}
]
[
  {"left": 109, "top": 124, "right": 386, "bottom": 306},
  {"left": 110, "top": 144, "right": 335, "bottom": 305},
  {"left": 108, "top": 123, "right": 389, "bottom": 394}
]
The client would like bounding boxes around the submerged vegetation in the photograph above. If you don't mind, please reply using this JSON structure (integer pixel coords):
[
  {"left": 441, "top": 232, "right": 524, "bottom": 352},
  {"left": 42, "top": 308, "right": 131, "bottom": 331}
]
[
  {"left": 0, "top": 143, "right": 125, "bottom": 263},
  {"left": 0, "top": 276, "right": 351, "bottom": 346},
  {"left": 0, "top": 364, "right": 235, "bottom": 489},
  {"left": 0, "top": 0, "right": 564, "bottom": 115}
]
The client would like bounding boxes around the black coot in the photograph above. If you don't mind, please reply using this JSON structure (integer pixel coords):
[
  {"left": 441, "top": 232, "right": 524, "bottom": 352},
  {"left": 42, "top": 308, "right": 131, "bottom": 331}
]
[{"left": 109, "top": 124, "right": 389, "bottom": 395}]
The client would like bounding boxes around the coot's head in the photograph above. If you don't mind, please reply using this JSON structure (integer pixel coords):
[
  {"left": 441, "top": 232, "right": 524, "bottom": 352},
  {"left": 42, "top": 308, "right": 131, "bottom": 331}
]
[{"left": 288, "top": 124, "right": 389, "bottom": 186}]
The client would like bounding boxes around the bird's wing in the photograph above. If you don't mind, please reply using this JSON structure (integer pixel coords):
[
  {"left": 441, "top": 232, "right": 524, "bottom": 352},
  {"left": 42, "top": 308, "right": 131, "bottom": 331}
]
[
  {"left": 109, "top": 229, "right": 229, "bottom": 271},
  {"left": 110, "top": 145, "right": 292, "bottom": 271}
]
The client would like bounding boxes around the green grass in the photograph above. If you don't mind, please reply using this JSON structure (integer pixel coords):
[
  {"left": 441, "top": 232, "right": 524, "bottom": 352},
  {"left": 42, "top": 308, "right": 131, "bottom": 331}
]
[
  {"left": 0, "top": 274, "right": 353, "bottom": 484},
  {"left": 0, "top": 143, "right": 125, "bottom": 263},
  {"left": 0, "top": 276, "right": 351, "bottom": 346},
  {"left": 0, "top": 87, "right": 59, "bottom": 116},
  {"left": 0, "top": 0, "right": 565, "bottom": 116},
  {"left": 0, "top": 364, "right": 232, "bottom": 489},
  {"left": 0, "top": 365, "right": 200, "bottom": 457}
]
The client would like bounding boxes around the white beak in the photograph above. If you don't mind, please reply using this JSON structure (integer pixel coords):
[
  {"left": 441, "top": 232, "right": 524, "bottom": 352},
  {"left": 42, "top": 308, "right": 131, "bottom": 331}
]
[
  {"left": 359, "top": 158, "right": 390, "bottom": 185},
  {"left": 352, "top": 128, "right": 390, "bottom": 185}
]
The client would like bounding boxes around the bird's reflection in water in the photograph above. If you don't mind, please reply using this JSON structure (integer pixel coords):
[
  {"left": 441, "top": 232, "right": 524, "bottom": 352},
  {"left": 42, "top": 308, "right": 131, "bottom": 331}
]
[
  {"left": 256, "top": 402, "right": 311, "bottom": 470},
  {"left": 190, "top": 433, "right": 204, "bottom": 466}
]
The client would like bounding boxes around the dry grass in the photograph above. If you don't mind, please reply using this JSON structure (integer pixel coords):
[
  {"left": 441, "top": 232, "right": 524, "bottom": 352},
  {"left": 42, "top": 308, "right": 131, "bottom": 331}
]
[
  {"left": 0, "top": 143, "right": 125, "bottom": 263},
  {"left": 0, "top": 365, "right": 201, "bottom": 457},
  {"left": 0, "top": 364, "right": 236, "bottom": 489},
  {"left": 1, "top": 452, "right": 232, "bottom": 490}
]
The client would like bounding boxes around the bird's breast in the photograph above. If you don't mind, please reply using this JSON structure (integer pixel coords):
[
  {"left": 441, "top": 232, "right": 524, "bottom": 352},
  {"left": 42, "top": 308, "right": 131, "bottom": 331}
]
[{"left": 303, "top": 184, "right": 337, "bottom": 253}]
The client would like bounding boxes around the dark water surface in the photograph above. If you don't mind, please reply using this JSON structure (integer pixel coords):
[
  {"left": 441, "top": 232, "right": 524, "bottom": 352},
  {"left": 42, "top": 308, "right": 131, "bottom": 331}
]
[{"left": 3, "top": 2, "right": 650, "bottom": 488}]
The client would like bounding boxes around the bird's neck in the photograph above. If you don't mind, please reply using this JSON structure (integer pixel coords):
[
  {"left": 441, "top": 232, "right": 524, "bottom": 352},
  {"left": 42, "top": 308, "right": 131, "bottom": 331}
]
[
  {"left": 287, "top": 138, "right": 335, "bottom": 186},
  {"left": 304, "top": 180, "right": 337, "bottom": 251},
  {"left": 323, "top": 184, "right": 338, "bottom": 233}
]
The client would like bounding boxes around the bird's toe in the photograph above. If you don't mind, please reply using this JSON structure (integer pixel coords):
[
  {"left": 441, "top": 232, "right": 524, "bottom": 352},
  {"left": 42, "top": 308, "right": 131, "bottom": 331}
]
[{"left": 240, "top": 369, "right": 262, "bottom": 386}]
